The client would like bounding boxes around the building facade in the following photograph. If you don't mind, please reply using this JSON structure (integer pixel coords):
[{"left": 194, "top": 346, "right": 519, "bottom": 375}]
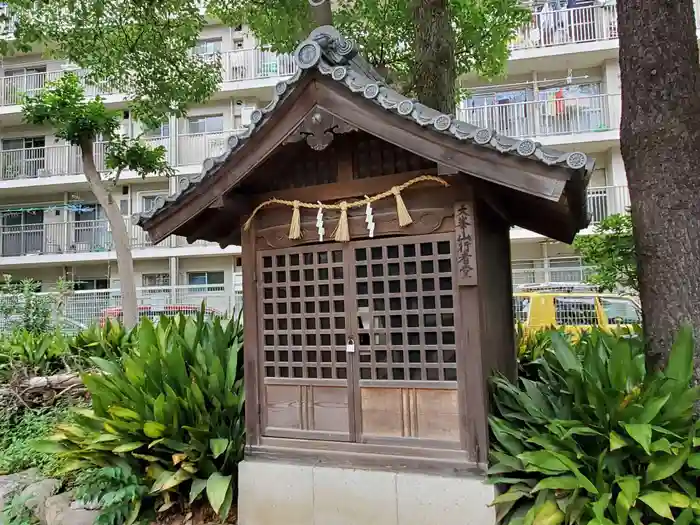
[{"left": 0, "top": 4, "right": 693, "bottom": 323}]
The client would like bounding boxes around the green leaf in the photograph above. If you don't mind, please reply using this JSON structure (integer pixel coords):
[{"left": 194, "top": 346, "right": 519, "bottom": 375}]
[
  {"left": 550, "top": 332, "right": 582, "bottom": 373},
  {"left": 610, "top": 431, "right": 628, "bottom": 451},
  {"left": 108, "top": 406, "right": 141, "bottom": 421},
  {"left": 622, "top": 423, "right": 652, "bottom": 455},
  {"left": 647, "top": 446, "right": 689, "bottom": 482},
  {"left": 531, "top": 476, "right": 580, "bottom": 492},
  {"left": 209, "top": 438, "right": 230, "bottom": 459},
  {"left": 112, "top": 442, "right": 145, "bottom": 453},
  {"left": 517, "top": 451, "right": 571, "bottom": 474},
  {"left": 491, "top": 484, "right": 532, "bottom": 505},
  {"left": 143, "top": 421, "right": 167, "bottom": 439},
  {"left": 639, "top": 492, "right": 675, "bottom": 519},
  {"left": 153, "top": 468, "right": 192, "bottom": 493},
  {"left": 206, "top": 473, "right": 232, "bottom": 515},
  {"left": 189, "top": 478, "right": 207, "bottom": 504},
  {"left": 675, "top": 508, "right": 694, "bottom": 525},
  {"left": 635, "top": 394, "right": 670, "bottom": 424},
  {"left": 663, "top": 325, "right": 694, "bottom": 393}
]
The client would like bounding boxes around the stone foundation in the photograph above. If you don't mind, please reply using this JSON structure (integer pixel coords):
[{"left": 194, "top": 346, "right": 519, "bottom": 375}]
[{"left": 237, "top": 459, "right": 496, "bottom": 525}]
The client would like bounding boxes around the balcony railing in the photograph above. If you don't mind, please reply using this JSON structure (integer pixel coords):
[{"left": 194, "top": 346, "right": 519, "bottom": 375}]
[
  {"left": 510, "top": 4, "right": 618, "bottom": 51},
  {"left": 0, "top": 130, "right": 244, "bottom": 181},
  {"left": 0, "top": 49, "right": 297, "bottom": 108},
  {"left": 457, "top": 93, "right": 619, "bottom": 138},
  {"left": 587, "top": 185, "right": 630, "bottom": 224},
  {"left": 512, "top": 257, "right": 593, "bottom": 288},
  {"left": 221, "top": 49, "right": 297, "bottom": 82}
]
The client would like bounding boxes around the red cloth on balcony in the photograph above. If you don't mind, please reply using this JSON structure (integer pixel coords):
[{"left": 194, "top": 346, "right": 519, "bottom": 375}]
[{"left": 555, "top": 88, "right": 565, "bottom": 114}]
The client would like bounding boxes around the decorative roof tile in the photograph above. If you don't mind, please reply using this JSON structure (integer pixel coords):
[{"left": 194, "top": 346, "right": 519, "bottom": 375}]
[{"left": 135, "top": 25, "right": 594, "bottom": 227}]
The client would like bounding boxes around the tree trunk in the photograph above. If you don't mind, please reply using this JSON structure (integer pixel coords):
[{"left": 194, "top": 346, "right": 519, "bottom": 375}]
[
  {"left": 616, "top": 0, "right": 700, "bottom": 372},
  {"left": 80, "top": 139, "right": 139, "bottom": 329},
  {"left": 308, "top": 0, "right": 332, "bottom": 26},
  {"left": 411, "top": 0, "right": 456, "bottom": 114}
]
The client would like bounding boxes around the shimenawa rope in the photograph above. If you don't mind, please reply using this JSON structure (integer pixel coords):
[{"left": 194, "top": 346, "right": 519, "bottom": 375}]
[{"left": 242, "top": 174, "right": 449, "bottom": 242}]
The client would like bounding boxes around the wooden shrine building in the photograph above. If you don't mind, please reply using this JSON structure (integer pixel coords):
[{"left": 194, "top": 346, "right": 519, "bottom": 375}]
[{"left": 136, "top": 25, "right": 593, "bottom": 525}]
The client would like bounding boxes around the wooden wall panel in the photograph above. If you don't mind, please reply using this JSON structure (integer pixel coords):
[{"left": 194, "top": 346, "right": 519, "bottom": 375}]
[
  {"left": 414, "top": 389, "right": 460, "bottom": 441},
  {"left": 360, "top": 387, "right": 459, "bottom": 442},
  {"left": 264, "top": 383, "right": 350, "bottom": 434},
  {"left": 265, "top": 384, "right": 302, "bottom": 430},
  {"left": 360, "top": 387, "right": 404, "bottom": 437},
  {"left": 311, "top": 386, "right": 350, "bottom": 433}
]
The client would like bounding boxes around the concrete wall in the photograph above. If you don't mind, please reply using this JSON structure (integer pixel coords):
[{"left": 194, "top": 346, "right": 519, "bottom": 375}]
[{"left": 238, "top": 460, "right": 496, "bottom": 525}]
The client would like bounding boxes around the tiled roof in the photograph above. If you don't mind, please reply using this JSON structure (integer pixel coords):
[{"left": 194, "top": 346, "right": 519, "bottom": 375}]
[{"left": 135, "top": 25, "right": 593, "bottom": 227}]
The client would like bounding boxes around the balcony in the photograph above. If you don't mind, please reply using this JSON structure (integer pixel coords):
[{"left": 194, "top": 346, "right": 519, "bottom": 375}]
[
  {"left": 0, "top": 49, "right": 297, "bottom": 108},
  {"left": 457, "top": 93, "right": 619, "bottom": 140},
  {"left": 511, "top": 2, "right": 700, "bottom": 52},
  {"left": 512, "top": 257, "right": 592, "bottom": 288},
  {"left": 510, "top": 4, "right": 618, "bottom": 51},
  {"left": 0, "top": 129, "right": 244, "bottom": 181}
]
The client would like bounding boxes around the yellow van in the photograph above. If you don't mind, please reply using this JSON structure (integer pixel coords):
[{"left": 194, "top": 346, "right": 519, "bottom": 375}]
[{"left": 513, "top": 283, "right": 641, "bottom": 336}]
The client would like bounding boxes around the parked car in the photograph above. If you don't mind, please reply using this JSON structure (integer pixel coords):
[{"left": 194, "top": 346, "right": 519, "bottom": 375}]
[
  {"left": 99, "top": 304, "right": 220, "bottom": 326},
  {"left": 513, "top": 282, "right": 641, "bottom": 336}
]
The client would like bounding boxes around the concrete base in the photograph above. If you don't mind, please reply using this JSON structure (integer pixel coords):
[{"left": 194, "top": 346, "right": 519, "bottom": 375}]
[{"left": 237, "top": 459, "right": 496, "bottom": 525}]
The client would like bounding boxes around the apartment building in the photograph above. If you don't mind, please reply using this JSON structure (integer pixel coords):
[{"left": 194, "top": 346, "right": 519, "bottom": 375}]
[
  {"left": 0, "top": 4, "right": 691, "bottom": 322},
  {"left": 459, "top": 0, "right": 699, "bottom": 288}
]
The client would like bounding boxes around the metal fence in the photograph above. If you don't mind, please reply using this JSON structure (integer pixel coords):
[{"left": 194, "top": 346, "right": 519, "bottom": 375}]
[{"left": 0, "top": 284, "right": 244, "bottom": 330}]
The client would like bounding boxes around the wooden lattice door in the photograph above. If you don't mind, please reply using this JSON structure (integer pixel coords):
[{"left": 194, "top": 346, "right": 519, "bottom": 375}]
[
  {"left": 350, "top": 234, "right": 461, "bottom": 445},
  {"left": 257, "top": 234, "right": 461, "bottom": 446},
  {"left": 258, "top": 244, "right": 355, "bottom": 441}
]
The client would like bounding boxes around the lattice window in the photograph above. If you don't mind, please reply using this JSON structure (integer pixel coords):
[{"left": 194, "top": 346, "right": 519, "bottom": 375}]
[
  {"left": 260, "top": 247, "right": 348, "bottom": 380},
  {"left": 354, "top": 236, "right": 457, "bottom": 382},
  {"left": 554, "top": 296, "right": 599, "bottom": 326}
]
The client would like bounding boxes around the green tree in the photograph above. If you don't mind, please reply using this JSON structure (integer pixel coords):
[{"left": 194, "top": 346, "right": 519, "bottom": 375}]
[
  {"left": 3, "top": 0, "right": 222, "bottom": 328},
  {"left": 22, "top": 75, "right": 174, "bottom": 328},
  {"left": 573, "top": 214, "right": 637, "bottom": 293},
  {"left": 212, "top": 0, "right": 530, "bottom": 112}
]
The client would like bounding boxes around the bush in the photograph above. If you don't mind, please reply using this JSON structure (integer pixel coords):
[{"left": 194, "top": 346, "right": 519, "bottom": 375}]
[
  {"left": 489, "top": 327, "right": 700, "bottom": 524},
  {"left": 36, "top": 310, "right": 244, "bottom": 520},
  {"left": 68, "top": 318, "right": 135, "bottom": 364},
  {"left": 0, "top": 329, "right": 72, "bottom": 381}
]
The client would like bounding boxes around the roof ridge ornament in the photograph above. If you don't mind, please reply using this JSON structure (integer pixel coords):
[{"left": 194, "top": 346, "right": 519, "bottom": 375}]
[{"left": 295, "top": 25, "right": 357, "bottom": 70}]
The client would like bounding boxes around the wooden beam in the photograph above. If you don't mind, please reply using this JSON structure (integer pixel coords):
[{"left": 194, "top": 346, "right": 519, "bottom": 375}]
[{"left": 315, "top": 79, "right": 569, "bottom": 201}]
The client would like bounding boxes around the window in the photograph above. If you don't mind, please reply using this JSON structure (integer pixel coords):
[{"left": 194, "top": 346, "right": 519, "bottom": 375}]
[
  {"left": 143, "top": 122, "right": 170, "bottom": 138},
  {"left": 186, "top": 114, "right": 224, "bottom": 134},
  {"left": 73, "top": 279, "right": 109, "bottom": 291},
  {"left": 141, "top": 194, "right": 166, "bottom": 213},
  {"left": 513, "top": 296, "right": 531, "bottom": 323},
  {"left": 601, "top": 298, "right": 641, "bottom": 325},
  {"left": 193, "top": 38, "right": 222, "bottom": 56},
  {"left": 1, "top": 136, "right": 46, "bottom": 178},
  {"left": 187, "top": 271, "right": 225, "bottom": 289},
  {"left": 142, "top": 273, "right": 170, "bottom": 287},
  {"left": 554, "top": 296, "right": 599, "bottom": 326}
]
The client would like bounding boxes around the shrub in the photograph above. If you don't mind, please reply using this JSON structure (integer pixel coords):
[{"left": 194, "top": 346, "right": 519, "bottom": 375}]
[
  {"left": 0, "top": 329, "right": 72, "bottom": 380},
  {"left": 489, "top": 327, "right": 700, "bottom": 524},
  {"left": 36, "top": 310, "right": 244, "bottom": 520},
  {"left": 68, "top": 318, "right": 135, "bottom": 364},
  {"left": 74, "top": 466, "right": 151, "bottom": 525}
]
